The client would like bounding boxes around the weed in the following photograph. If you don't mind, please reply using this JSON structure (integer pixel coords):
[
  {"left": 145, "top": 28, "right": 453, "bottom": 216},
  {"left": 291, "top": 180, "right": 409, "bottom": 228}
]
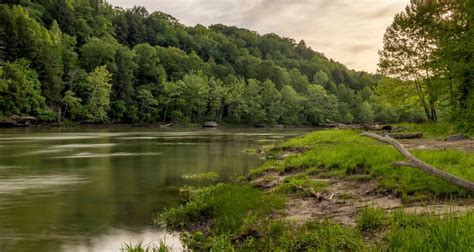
[{"left": 357, "top": 206, "right": 386, "bottom": 232}]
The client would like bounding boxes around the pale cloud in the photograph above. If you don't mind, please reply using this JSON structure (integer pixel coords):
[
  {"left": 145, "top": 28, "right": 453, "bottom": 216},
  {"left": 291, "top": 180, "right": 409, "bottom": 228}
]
[{"left": 108, "top": 0, "right": 409, "bottom": 73}]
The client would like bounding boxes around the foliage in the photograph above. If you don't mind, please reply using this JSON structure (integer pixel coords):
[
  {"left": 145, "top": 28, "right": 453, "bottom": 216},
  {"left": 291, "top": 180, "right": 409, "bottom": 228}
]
[
  {"left": 0, "top": 1, "right": 396, "bottom": 126},
  {"left": 379, "top": 0, "right": 474, "bottom": 131},
  {"left": 0, "top": 59, "right": 46, "bottom": 115}
]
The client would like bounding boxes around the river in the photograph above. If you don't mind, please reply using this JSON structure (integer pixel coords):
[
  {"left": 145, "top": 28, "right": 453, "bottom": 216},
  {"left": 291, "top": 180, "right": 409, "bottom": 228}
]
[{"left": 0, "top": 127, "right": 311, "bottom": 251}]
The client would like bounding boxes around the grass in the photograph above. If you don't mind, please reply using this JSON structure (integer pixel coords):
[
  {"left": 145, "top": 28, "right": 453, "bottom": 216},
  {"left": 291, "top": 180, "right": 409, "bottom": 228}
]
[
  {"left": 181, "top": 172, "right": 220, "bottom": 182},
  {"left": 159, "top": 183, "right": 285, "bottom": 233},
  {"left": 357, "top": 206, "right": 386, "bottom": 232},
  {"left": 396, "top": 122, "right": 463, "bottom": 138},
  {"left": 121, "top": 241, "right": 172, "bottom": 252},
  {"left": 251, "top": 129, "right": 474, "bottom": 201},
  {"left": 277, "top": 175, "right": 329, "bottom": 196},
  {"left": 385, "top": 210, "right": 474, "bottom": 251},
  {"left": 161, "top": 196, "right": 474, "bottom": 251}
]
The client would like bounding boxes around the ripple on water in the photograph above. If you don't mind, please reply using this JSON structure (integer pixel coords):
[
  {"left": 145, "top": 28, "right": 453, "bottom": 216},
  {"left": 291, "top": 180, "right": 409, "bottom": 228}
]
[
  {"left": 25, "top": 143, "right": 118, "bottom": 155},
  {"left": 49, "top": 152, "right": 163, "bottom": 159},
  {"left": 0, "top": 175, "right": 88, "bottom": 195}
]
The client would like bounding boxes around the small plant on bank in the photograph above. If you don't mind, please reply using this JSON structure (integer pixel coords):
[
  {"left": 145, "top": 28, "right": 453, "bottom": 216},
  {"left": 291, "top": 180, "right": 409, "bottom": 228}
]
[
  {"left": 181, "top": 172, "right": 220, "bottom": 182},
  {"left": 277, "top": 175, "right": 329, "bottom": 196},
  {"left": 356, "top": 206, "right": 386, "bottom": 232},
  {"left": 121, "top": 241, "right": 172, "bottom": 252}
]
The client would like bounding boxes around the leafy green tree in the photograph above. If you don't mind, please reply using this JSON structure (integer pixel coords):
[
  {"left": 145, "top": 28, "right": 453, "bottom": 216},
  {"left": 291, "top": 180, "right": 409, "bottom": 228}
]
[
  {"left": 63, "top": 90, "right": 83, "bottom": 120},
  {"left": 378, "top": 1, "right": 441, "bottom": 121},
  {"left": 304, "top": 84, "right": 339, "bottom": 125},
  {"left": 260, "top": 80, "right": 282, "bottom": 125},
  {"left": 113, "top": 44, "right": 137, "bottom": 103},
  {"left": 313, "top": 70, "right": 329, "bottom": 86},
  {"left": 133, "top": 43, "right": 164, "bottom": 86},
  {"left": 241, "top": 79, "right": 264, "bottom": 125},
  {"left": 136, "top": 87, "right": 159, "bottom": 122},
  {"left": 280, "top": 85, "right": 304, "bottom": 125},
  {"left": 80, "top": 36, "right": 117, "bottom": 72},
  {"left": 356, "top": 101, "right": 375, "bottom": 123},
  {"left": 84, "top": 65, "right": 112, "bottom": 122},
  {"left": 0, "top": 60, "right": 45, "bottom": 116}
]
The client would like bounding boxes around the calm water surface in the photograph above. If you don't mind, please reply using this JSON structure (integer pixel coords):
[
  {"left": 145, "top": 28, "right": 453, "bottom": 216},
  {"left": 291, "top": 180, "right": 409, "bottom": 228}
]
[{"left": 0, "top": 127, "right": 311, "bottom": 251}]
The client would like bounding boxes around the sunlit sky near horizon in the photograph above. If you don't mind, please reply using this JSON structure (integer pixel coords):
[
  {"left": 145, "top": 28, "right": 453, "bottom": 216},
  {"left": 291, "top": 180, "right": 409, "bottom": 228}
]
[{"left": 107, "top": 0, "right": 410, "bottom": 73}]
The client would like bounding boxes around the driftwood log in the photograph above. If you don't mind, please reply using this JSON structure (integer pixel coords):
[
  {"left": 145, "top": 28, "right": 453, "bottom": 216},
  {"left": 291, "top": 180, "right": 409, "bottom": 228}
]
[
  {"left": 361, "top": 132, "right": 474, "bottom": 192},
  {"left": 386, "top": 132, "right": 423, "bottom": 139}
]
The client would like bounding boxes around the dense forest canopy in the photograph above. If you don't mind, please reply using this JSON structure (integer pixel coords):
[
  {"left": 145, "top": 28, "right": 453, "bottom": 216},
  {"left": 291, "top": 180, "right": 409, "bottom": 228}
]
[{"left": 0, "top": 0, "right": 471, "bottom": 129}]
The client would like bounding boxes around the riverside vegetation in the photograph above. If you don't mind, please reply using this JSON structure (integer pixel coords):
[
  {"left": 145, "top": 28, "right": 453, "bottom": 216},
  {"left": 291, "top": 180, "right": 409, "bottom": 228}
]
[{"left": 156, "top": 125, "right": 474, "bottom": 251}]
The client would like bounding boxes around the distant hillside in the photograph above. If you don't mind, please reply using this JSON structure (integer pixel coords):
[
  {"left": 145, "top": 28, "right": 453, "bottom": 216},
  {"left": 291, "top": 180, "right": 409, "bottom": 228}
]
[{"left": 0, "top": 0, "right": 418, "bottom": 125}]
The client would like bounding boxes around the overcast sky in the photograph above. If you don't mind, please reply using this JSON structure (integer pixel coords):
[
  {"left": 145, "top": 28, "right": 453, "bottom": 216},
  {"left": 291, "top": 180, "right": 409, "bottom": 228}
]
[{"left": 107, "top": 0, "right": 409, "bottom": 73}]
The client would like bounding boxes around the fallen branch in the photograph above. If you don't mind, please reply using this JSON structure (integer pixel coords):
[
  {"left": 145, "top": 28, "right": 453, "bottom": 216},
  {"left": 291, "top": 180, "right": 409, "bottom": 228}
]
[
  {"left": 361, "top": 132, "right": 474, "bottom": 192},
  {"left": 296, "top": 185, "right": 324, "bottom": 201},
  {"left": 386, "top": 132, "right": 423, "bottom": 139}
]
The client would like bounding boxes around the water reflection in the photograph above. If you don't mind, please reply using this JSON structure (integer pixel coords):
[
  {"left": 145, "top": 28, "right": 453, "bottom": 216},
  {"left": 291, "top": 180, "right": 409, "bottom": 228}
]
[
  {"left": 61, "top": 228, "right": 182, "bottom": 252},
  {"left": 0, "top": 128, "right": 311, "bottom": 251}
]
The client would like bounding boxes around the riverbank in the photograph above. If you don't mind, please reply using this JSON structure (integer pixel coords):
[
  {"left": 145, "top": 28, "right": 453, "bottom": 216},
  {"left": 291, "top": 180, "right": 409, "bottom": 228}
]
[{"left": 155, "top": 125, "right": 474, "bottom": 251}]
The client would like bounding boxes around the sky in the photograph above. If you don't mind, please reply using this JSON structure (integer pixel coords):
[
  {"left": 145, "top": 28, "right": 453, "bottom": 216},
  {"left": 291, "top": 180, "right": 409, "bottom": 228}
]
[{"left": 107, "top": 0, "right": 410, "bottom": 73}]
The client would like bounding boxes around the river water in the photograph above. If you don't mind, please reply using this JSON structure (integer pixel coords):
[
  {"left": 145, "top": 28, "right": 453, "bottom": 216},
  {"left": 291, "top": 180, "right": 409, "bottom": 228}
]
[{"left": 0, "top": 127, "right": 311, "bottom": 251}]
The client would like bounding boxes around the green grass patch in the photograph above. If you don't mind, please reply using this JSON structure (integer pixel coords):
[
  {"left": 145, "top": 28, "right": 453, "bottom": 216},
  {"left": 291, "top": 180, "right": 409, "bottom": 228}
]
[
  {"left": 277, "top": 175, "right": 329, "bottom": 196},
  {"left": 385, "top": 210, "right": 474, "bottom": 251},
  {"left": 181, "top": 172, "right": 219, "bottom": 182},
  {"left": 357, "top": 206, "right": 386, "bottom": 232},
  {"left": 396, "top": 122, "right": 462, "bottom": 138},
  {"left": 253, "top": 129, "right": 474, "bottom": 200},
  {"left": 159, "top": 184, "right": 285, "bottom": 234},
  {"left": 121, "top": 241, "right": 172, "bottom": 252}
]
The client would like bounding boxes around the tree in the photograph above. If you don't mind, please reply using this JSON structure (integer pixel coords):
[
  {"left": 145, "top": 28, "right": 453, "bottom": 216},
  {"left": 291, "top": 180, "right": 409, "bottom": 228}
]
[
  {"left": 378, "top": 1, "right": 441, "bottom": 121},
  {"left": 0, "top": 60, "right": 45, "bottom": 116},
  {"left": 304, "top": 84, "right": 339, "bottom": 125},
  {"left": 434, "top": 0, "right": 474, "bottom": 130},
  {"left": 280, "top": 85, "right": 304, "bottom": 125},
  {"left": 356, "top": 101, "right": 374, "bottom": 123},
  {"left": 84, "top": 66, "right": 112, "bottom": 122},
  {"left": 260, "top": 80, "right": 282, "bottom": 125},
  {"left": 133, "top": 43, "right": 163, "bottom": 86},
  {"left": 80, "top": 36, "right": 117, "bottom": 72},
  {"left": 113, "top": 45, "right": 136, "bottom": 103},
  {"left": 136, "top": 87, "right": 159, "bottom": 122},
  {"left": 242, "top": 79, "right": 264, "bottom": 125},
  {"left": 313, "top": 70, "right": 329, "bottom": 86},
  {"left": 63, "top": 90, "right": 83, "bottom": 120}
]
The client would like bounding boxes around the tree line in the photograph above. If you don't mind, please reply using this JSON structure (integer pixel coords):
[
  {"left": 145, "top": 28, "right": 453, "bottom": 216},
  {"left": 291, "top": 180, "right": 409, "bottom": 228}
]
[{"left": 1, "top": 0, "right": 467, "bottom": 127}]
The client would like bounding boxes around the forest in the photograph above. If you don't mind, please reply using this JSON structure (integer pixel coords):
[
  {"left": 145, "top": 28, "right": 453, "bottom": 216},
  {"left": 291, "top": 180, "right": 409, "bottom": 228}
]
[{"left": 0, "top": 0, "right": 472, "bottom": 131}]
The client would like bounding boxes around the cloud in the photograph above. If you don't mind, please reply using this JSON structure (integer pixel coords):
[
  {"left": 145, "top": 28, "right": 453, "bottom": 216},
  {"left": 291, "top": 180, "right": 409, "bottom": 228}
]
[{"left": 107, "top": 0, "right": 409, "bottom": 72}]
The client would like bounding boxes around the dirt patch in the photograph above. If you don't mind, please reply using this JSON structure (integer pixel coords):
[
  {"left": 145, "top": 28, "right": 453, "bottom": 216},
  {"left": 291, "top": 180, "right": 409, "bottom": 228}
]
[
  {"left": 252, "top": 171, "right": 474, "bottom": 226},
  {"left": 284, "top": 179, "right": 401, "bottom": 226}
]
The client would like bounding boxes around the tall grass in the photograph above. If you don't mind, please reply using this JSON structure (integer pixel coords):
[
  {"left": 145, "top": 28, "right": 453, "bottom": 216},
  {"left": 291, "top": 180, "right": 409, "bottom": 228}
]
[
  {"left": 159, "top": 183, "right": 284, "bottom": 234},
  {"left": 396, "top": 122, "right": 462, "bottom": 138},
  {"left": 385, "top": 211, "right": 474, "bottom": 251},
  {"left": 121, "top": 241, "right": 172, "bottom": 252}
]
